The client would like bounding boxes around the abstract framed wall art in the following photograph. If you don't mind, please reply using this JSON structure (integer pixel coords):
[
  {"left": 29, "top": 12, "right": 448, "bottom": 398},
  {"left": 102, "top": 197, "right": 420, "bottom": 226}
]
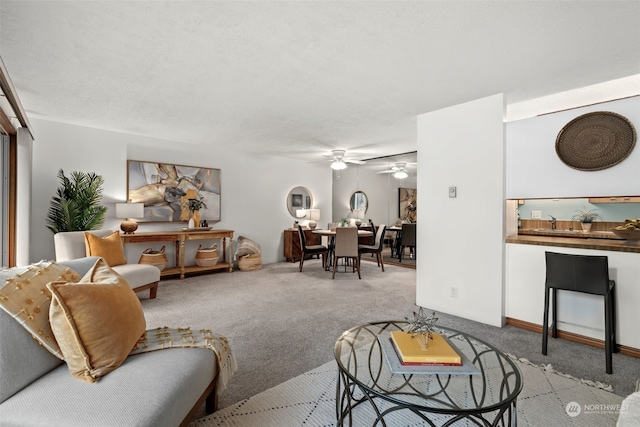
[
  {"left": 127, "top": 160, "right": 221, "bottom": 222},
  {"left": 398, "top": 188, "right": 417, "bottom": 222}
]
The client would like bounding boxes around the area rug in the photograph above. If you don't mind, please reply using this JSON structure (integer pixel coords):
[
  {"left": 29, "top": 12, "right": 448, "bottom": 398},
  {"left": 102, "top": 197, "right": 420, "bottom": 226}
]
[{"left": 190, "top": 356, "right": 623, "bottom": 427}]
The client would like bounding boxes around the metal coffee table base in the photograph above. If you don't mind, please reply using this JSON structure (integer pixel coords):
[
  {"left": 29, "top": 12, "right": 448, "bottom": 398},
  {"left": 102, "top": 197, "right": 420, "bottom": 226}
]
[{"left": 336, "top": 371, "right": 518, "bottom": 426}]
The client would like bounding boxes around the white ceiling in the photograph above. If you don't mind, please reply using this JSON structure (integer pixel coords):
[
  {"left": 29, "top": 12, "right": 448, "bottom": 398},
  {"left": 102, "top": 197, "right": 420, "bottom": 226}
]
[{"left": 1, "top": 1, "right": 639, "bottom": 163}]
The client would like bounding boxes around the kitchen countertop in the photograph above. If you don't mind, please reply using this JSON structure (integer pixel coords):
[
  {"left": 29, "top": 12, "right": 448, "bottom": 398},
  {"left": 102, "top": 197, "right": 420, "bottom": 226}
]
[{"left": 506, "top": 233, "right": 640, "bottom": 253}]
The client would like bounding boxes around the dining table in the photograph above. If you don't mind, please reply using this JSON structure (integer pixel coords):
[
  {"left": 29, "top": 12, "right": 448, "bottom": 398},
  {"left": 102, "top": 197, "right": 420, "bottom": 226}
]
[{"left": 312, "top": 228, "right": 373, "bottom": 271}]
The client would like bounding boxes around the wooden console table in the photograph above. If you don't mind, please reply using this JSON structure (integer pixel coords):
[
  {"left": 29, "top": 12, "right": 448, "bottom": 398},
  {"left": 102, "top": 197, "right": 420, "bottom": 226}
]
[
  {"left": 121, "top": 229, "right": 234, "bottom": 279},
  {"left": 283, "top": 228, "right": 322, "bottom": 262}
]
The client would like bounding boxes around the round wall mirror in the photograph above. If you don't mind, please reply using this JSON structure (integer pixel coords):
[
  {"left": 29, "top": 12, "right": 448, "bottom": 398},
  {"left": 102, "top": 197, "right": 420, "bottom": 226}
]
[
  {"left": 350, "top": 191, "right": 368, "bottom": 214},
  {"left": 286, "top": 186, "right": 313, "bottom": 218}
]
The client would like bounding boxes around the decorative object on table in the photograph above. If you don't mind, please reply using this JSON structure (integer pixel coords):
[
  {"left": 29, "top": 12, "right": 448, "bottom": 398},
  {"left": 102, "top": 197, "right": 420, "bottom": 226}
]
[
  {"left": 127, "top": 160, "right": 221, "bottom": 222},
  {"left": 388, "top": 330, "right": 462, "bottom": 365},
  {"left": 115, "top": 201, "right": 144, "bottom": 234},
  {"left": 138, "top": 246, "right": 167, "bottom": 271},
  {"left": 398, "top": 187, "right": 417, "bottom": 223},
  {"left": 46, "top": 169, "right": 107, "bottom": 233},
  {"left": 200, "top": 219, "right": 208, "bottom": 228},
  {"left": 555, "top": 111, "right": 636, "bottom": 171},
  {"left": 572, "top": 207, "right": 602, "bottom": 232},
  {"left": 612, "top": 218, "right": 640, "bottom": 241},
  {"left": 187, "top": 194, "right": 205, "bottom": 227},
  {"left": 337, "top": 217, "right": 350, "bottom": 227},
  {"left": 406, "top": 307, "right": 439, "bottom": 349},
  {"left": 307, "top": 209, "right": 320, "bottom": 230},
  {"left": 195, "top": 244, "right": 219, "bottom": 267}
]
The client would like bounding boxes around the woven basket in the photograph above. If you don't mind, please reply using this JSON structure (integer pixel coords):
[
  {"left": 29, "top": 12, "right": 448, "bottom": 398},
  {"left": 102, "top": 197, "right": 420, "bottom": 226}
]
[
  {"left": 138, "top": 246, "right": 167, "bottom": 271},
  {"left": 238, "top": 253, "right": 262, "bottom": 271},
  {"left": 195, "top": 244, "right": 218, "bottom": 267},
  {"left": 555, "top": 111, "right": 636, "bottom": 171}
]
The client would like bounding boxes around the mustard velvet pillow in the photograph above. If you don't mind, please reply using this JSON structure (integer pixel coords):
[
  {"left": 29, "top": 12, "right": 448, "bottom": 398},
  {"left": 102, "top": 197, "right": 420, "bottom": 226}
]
[
  {"left": 47, "top": 258, "right": 146, "bottom": 383},
  {"left": 84, "top": 231, "right": 127, "bottom": 267},
  {"left": 0, "top": 260, "right": 80, "bottom": 359}
]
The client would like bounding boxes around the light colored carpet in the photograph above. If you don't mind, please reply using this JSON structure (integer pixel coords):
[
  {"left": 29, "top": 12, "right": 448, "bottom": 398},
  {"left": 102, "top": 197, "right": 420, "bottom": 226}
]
[{"left": 190, "top": 356, "right": 623, "bottom": 426}]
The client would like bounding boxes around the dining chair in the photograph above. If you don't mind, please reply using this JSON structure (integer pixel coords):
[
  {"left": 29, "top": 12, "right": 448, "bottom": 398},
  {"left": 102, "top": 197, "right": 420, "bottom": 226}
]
[
  {"left": 398, "top": 223, "right": 416, "bottom": 263},
  {"left": 297, "top": 225, "right": 328, "bottom": 272},
  {"left": 542, "top": 251, "right": 617, "bottom": 374},
  {"left": 332, "top": 227, "right": 361, "bottom": 279},
  {"left": 358, "top": 224, "right": 386, "bottom": 272}
]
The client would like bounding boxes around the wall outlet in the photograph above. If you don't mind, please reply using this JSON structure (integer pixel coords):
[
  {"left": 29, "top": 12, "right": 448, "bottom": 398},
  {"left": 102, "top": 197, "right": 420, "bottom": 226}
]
[
  {"left": 532, "top": 210, "right": 542, "bottom": 219},
  {"left": 450, "top": 287, "right": 458, "bottom": 298}
]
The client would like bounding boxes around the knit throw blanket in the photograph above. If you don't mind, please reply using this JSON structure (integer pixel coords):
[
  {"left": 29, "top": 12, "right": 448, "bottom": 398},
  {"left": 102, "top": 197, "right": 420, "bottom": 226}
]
[{"left": 131, "top": 326, "right": 238, "bottom": 393}]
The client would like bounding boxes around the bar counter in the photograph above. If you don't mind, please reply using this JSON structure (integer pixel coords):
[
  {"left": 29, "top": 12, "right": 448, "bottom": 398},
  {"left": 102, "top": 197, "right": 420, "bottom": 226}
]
[{"left": 506, "top": 232, "right": 640, "bottom": 254}]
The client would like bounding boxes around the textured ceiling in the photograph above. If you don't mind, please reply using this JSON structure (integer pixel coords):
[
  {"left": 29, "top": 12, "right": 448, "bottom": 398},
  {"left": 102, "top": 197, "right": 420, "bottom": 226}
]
[{"left": 1, "top": 1, "right": 639, "bottom": 163}]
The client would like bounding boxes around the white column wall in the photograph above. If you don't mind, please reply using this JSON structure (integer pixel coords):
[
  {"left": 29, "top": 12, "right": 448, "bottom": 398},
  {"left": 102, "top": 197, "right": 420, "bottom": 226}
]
[
  {"left": 16, "top": 127, "right": 33, "bottom": 266},
  {"left": 417, "top": 94, "right": 506, "bottom": 327},
  {"left": 30, "top": 119, "right": 332, "bottom": 265}
]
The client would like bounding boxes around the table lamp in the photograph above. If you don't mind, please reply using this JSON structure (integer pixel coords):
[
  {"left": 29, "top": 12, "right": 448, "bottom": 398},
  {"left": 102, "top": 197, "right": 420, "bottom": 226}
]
[
  {"left": 307, "top": 209, "right": 320, "bottom": 230},
  {"left": 116, "top": 202, "right": 144, "bottom": 234}
]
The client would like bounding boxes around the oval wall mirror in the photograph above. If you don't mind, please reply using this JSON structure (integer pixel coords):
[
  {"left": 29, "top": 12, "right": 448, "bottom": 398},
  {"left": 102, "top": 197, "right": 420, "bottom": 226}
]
[
  {"left": 350, "top": 191, "right": 368, "bottom": 214},
  {"left": 286, "top": 186, "right": 313, "bottom": 218}
]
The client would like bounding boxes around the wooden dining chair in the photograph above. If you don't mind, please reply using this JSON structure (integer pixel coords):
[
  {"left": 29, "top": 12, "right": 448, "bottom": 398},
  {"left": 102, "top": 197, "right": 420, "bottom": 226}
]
[
  {"left": 398, "top": 223, "right": 416, "bottom": 263},
  {"left": 358, "top": 224, "right": 386, "bottom": 272},
  {"left": 332, "top": 227, "right": 361, "bottom": 279},
  {"left": 297, "top": 225, "right": 327, "bottom": 272}
]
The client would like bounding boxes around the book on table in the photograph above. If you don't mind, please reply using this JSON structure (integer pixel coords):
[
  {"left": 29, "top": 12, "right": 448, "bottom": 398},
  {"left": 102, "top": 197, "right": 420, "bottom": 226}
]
[{"left": 389, "top": 331, "right": 462, "bottom": 366}]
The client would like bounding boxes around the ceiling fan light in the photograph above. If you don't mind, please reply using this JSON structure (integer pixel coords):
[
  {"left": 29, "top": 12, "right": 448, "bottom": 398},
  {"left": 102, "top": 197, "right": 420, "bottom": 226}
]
[
  {"left": 331, "top": 160, "right": 347, "bottom": 170},
  {"left": 392, "top": 170, "right": 408, "bottom": 179}
]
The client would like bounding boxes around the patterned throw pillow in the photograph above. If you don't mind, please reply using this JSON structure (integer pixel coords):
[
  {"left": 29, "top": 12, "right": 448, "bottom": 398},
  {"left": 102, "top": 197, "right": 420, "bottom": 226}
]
[
  {"left": 48, "top": 258, "right": 146, "bottom": 383},
  {"left": 0, "top": 260, "right": 81, "bottom": 359},
  {"left": 236, "top": 236, "right": 261, "bottom": 258},
  {"left": 84, "top": 230, "right": 127, "bottom": 267}
]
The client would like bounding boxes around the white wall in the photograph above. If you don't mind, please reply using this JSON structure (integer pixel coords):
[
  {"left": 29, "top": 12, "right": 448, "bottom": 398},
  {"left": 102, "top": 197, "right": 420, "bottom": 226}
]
[
  {"left": 417, "top": 94, "right": 505, "bottom": 327},
  {"left": 30, "top": 119, "right": 332, "bottom": 265},
  {"left": 16, "top": 127, "right": 33, "bottom": 265},
  {"left": 506, "top": 96, "right": 640, "bottom": 199},
  {"left": 506, "top": 243, "right": 640, "bottom": 349},
  {"left": 332, "top": 165, "right": 417, "bottom": 227}
]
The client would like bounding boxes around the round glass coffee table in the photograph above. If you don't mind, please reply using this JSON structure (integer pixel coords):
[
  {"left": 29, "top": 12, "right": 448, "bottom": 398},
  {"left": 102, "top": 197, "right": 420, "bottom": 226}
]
[{"left": 334, "top": 321, "right": 523, "bottom": 426}]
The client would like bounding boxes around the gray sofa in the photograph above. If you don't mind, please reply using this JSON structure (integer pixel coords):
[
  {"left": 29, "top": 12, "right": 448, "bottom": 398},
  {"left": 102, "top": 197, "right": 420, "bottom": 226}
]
[
  {"left": 54, "top": 229, "right": 160, "bottom": 299},
  {"left": 0, "top": 257, "right": 219, "bottom": 427}
]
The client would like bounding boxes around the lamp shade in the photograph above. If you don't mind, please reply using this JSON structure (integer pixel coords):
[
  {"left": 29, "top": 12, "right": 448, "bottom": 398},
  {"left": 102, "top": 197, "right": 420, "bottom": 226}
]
[
  {"left": 115, "top": 202, "right": 144, "bottom": 219},
  {"left": 115, "top": 202, "right": 144, "bottom": 234},
  {"left": 308, "top": 209, "right": 320, "bottom": 221},
  {"left": 296, "top": 209, "right": 307, "bottom": 219}
]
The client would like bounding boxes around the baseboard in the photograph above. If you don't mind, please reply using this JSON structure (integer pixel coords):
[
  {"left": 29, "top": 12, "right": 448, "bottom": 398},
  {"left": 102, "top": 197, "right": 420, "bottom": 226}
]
[{"left": 506, "top": 317, "right": 640, "bottom": 358}]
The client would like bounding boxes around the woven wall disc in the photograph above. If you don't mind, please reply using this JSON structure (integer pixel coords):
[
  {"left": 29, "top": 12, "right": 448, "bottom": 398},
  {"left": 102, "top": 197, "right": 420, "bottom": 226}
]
[{"left": 555, "top": 111, "right": 636, "bottom": 171}]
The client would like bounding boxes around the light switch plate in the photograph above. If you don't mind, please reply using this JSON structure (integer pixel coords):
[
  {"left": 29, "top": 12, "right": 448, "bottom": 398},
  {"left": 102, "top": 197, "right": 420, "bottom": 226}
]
[
  {"left": 532, "top": 210, "right": 542, "bottom": 219},
  {"left": 449, "top": 186, "right": 457, "bottom": 198}
]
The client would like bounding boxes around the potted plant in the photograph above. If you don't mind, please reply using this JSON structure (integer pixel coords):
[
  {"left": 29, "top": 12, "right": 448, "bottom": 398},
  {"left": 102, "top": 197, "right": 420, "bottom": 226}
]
[
  {"left": 188, "top": 195, "right": 205, "bottom": 227},
  {"left": 337, "top": 217, "right": 350, "bottom": 227},
  {"left": 46, "top": 169, "right": 107, "bottom": 233},
  {"left": 572, "top": 207, "right": 602, "bottom": 232}
]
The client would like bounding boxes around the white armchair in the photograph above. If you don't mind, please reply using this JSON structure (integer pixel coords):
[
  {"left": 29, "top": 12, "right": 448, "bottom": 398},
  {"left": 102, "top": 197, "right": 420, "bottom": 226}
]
[{"left": 54, "top": 230, "right": 160, "bottom": 299}]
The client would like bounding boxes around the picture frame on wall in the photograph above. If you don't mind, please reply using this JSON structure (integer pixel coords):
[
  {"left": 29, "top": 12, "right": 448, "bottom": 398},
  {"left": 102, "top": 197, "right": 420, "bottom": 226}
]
[
  {"left": 398, "top": 188, "right": 417, "bottom": 222},
  {"left": 291, "top": 193, "right": 303, "bottom": 208},
  {"left": 127, "top": 160, "right": 221, "bottom": 222}
]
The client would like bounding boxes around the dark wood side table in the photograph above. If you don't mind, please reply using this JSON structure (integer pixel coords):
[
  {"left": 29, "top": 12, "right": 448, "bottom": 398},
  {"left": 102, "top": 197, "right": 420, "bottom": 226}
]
[{"left": 283, "top": 228, "right": 321, "bottom": 262}]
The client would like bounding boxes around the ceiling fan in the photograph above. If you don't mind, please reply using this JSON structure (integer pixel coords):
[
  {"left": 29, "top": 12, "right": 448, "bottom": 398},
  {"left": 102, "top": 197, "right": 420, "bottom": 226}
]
[
  {"left": 325, "top": 150, "right": 366, "bottom": 170},
  {"left": 377, "top": 162, "right": 413, "bottom": 179}
]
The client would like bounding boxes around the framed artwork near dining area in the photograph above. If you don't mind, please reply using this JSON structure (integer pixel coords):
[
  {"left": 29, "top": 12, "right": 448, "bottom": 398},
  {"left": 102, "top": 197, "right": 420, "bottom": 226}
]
[{"left": 399, "top": 188, "right": 417, "bottom": 222}]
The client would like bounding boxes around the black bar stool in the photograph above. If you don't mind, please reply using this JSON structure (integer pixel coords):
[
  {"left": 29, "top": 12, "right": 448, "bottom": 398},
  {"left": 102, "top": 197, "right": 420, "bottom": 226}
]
[{"left": 542, "top": 251, "right": 617, "bottom": 374}]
